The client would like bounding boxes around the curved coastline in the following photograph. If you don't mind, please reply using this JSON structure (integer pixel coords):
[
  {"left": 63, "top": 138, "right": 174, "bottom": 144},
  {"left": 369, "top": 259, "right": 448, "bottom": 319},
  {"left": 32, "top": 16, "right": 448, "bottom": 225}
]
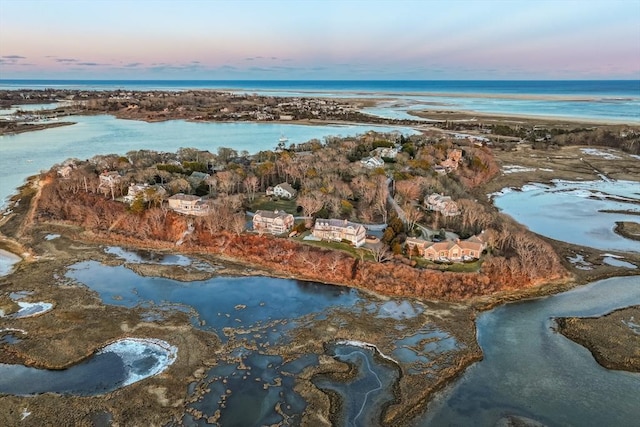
[
  {"left": 555, "top": 305, "right": 640, "bottom": 373},
  {"left": 0, "top": 88, "right": 639, "bottom": 425}
]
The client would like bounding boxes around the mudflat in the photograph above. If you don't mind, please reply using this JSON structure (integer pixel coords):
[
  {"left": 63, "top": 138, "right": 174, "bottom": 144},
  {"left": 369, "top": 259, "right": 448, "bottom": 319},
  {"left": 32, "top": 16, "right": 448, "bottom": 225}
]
[{"left": 556, "top": 306, "right": 640, "bottom": 372}]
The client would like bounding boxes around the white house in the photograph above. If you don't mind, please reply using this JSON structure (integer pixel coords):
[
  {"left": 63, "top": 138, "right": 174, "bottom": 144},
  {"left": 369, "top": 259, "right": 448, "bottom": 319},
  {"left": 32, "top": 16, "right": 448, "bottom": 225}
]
[
  {"left": 312, "top": 218, "right": 366, "bottom": 247},
  {"left": 123, "top": 183, "right": 166, "bottom": 204},
  {"left": 253, "top": 210, "right": 295, "bottom": 235},
  {"left": 360, "top": 156, "right": 385, "bottom": 168},
  {"left": 167, "top": 193, "right": 210, "bottom": 216},
  {"left": 267, "top": 183, "right": 297, "bottom": 199}
]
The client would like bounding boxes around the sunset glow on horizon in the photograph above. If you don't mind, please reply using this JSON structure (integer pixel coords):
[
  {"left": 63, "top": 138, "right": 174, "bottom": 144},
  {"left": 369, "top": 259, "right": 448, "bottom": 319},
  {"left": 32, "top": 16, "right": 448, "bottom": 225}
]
[{"left": 1, "top": 0, "right": 639, "bottom": 80}]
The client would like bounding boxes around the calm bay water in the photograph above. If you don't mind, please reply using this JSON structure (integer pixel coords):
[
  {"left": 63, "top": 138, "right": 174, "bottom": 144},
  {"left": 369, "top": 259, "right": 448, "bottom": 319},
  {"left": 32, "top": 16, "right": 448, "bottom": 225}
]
[
  {"left": 0, "top": 114, "right": 416, "bottom": 207},
  {"left": 494, "top": 180, "right": 640, "bottom": 253},
  {"left": 418, "top": 275, "right": 640, "bottom": 426},
  {"left": 2, "top": 249, "right": 635, "bottom": 425}
]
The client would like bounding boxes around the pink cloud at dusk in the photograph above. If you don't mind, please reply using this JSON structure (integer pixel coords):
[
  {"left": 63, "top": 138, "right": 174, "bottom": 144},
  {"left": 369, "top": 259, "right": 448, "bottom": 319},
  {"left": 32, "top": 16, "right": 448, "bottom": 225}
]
[{"left": 1, "top": 0, "right": 638, "bottom": 80}]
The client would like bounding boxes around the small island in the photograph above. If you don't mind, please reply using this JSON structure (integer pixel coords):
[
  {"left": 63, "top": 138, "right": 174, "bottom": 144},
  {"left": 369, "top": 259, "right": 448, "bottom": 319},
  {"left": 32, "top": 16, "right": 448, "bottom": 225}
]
[
  {"left": 614, "top": 221, "right": 640, "bottom": 242},
  {"left": 556, "top": 306, "right": 640, "bottom": 372}
]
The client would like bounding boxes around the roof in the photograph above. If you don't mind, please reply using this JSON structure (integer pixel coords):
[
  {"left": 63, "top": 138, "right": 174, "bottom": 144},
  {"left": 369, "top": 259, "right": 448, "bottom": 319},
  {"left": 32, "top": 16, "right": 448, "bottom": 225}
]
[
  {"left": 189, "top": 171, "right": 209, "bottom": 180},
  {"left": 275, "top": 182, "right": 296, "bottom": 194},
  {"left": 255, "top": 210, "right": 292, "bottom": 219},
  {"left": 315, "top": 218, "right": 365, "bottom": 231},
  {"left": 168, "top": 193, "right": 200, "bottom": 201}
]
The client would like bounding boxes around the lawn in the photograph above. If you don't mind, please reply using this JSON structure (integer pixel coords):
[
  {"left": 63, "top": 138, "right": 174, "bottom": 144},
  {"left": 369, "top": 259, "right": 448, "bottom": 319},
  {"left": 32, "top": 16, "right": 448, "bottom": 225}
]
[
  {"left": 412, "top": 257, "right": 483, "bottom": 272},
  {"left": 248, "top": 195, "right": 299, "bottom": 214},
  {"left": 292, "top": 232, "right": 373, "bottom": 260}
]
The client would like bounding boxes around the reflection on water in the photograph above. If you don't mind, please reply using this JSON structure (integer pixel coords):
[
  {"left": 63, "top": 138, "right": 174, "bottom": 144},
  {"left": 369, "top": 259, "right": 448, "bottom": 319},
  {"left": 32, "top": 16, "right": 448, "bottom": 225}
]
[
  {"left": 394, "top": 328, "right": 459, "bottom": 376},
  {"left": 602, "top": 256, "right": 637, "bottom": 269},
  {"left": 65, "top": 258, "right": 460, "bottom": 425},
  {"left": 0, "top": 114, "right": 417, "bottom": 207},
  {"left": 184, "top": 353, "right": 314, "bottom": 427},
  {"left": 9, "top": 252, "right": 637, "bottom": 424},
  {"left": 0, "top": 338, "right": 177, "bottom": 396},
  {"left": 0, "top": 249, "right": 21, "bottom": 276},
  {"left": 494, "top": 180, "right": 640, "bottom": 252},
  {"left": 105, "top": 246, "right": 193, "bottom": 266},
  {"left": 418, "top": 276, "right": 640, "bottom": 426},
  {"left": 314, "top": 342, "right": 399, "bottom": 427},
  {"left": 67, "top": 260, "right": 360, "bottom": 338}
]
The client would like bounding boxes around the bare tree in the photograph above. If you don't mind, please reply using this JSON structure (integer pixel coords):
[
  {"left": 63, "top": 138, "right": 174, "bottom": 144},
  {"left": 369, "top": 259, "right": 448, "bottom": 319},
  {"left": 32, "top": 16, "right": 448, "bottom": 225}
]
[
  {"left": 229, "top": 213, "right": 247, "bottom": 236},
  {"left": 216, "top": 170, "right": 236, "bottom": 195},
  {"left": 297, "top": 194, "right": 324, "bottom": 225},
  {"left": 243, "top": 175, "right": 259, "bottom": 201},
  {"left": 205, "top": 175, "right": 217, "bottom": 196},
  {"left": 369, "top": 243, "right": 393, "bottom": 263},
  {"left": 168, "top": 177, "right": 190, "bottom": 194},
  {"left": 373, "top": 176, "right": 389, "bottom": 223},
  {"left": 395, "top": 179, "right": 422, "bottom": 205},
  {"left": 404, "top": 205, "right": 424, "bottom": 233}
]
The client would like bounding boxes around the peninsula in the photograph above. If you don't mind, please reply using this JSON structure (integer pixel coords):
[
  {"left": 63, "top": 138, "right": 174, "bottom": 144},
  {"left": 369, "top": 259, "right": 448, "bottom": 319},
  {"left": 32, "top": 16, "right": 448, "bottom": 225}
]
[{"left": 1, "top": 89, "right": 639, "bottom": 426}]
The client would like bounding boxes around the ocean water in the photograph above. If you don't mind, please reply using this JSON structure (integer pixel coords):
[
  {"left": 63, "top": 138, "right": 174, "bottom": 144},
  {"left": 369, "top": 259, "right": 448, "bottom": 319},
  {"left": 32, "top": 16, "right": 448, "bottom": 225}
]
[
  {"left": 1, "top": 79, "right": 639, "bottom": 123},
  {"left": 1, "top": 79, "right": 638, "bottom": 96}
]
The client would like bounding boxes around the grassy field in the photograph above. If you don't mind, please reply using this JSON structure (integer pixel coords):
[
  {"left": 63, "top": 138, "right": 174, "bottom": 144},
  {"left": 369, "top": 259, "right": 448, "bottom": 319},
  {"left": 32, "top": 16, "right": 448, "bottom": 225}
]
[
  {"left": 249, "top": 195, "right": 299, "bottom": 213},
  {"left": 412, "top": 257, "right": 483, "bottom": 273},
  {"left": 292, "top": 232, "right": 374, "bottom": 260}
]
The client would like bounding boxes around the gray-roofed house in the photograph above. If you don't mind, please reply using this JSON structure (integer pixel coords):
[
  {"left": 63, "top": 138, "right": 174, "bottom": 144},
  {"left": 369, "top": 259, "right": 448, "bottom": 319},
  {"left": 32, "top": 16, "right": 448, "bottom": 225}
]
[
  {"left": 271, "top": 183, "right": 297, "bottom": 199},
  {"left": 253, "top": 210, "right": 294, "bottom": 234},
  {"left": 167, "top": 193, "right": 210, "bottom": 216},
  {"left": 312, "top": 218, "right": 366, "bottom": 247}
]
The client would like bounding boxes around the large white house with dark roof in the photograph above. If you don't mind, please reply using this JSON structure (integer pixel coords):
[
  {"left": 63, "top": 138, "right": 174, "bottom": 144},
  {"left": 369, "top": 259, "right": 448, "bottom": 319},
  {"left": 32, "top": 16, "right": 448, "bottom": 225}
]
[
  {"left": 253, "top": 210, "right": 294, "bottom": 234},
  {"left": 312, "top": 218, "right": 366, "bottom": 247}
]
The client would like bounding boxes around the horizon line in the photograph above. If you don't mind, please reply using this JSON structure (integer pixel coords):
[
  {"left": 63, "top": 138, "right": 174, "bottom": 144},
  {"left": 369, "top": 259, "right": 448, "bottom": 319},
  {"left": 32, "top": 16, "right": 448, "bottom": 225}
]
[{"left": 1, "top": 78, "right": 639, "bottom": 82}]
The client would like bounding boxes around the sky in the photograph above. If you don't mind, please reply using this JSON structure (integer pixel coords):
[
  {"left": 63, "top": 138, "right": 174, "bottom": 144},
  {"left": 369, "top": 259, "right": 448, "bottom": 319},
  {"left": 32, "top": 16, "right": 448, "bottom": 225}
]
[{"left": 0, "top": 0, "right": 639, "bottom": 80}]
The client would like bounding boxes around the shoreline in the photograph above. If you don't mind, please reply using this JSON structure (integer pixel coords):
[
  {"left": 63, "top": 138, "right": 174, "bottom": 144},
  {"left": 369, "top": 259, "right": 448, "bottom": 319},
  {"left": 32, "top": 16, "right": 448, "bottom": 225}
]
[
  {"left": 0, "top": 121, "right": 75, "bottom": 136},
  {"left": 555, "top": 305, "right": 640, "bottom": 373},
  {"left": 2, "top": 221, "right": 636, "bottom": 423},
  {"left": 0, "top": 100, "right": 637, "bottom": 424},
  {"left": 410, "top": 108, "right": 640, "bottom": 126}
]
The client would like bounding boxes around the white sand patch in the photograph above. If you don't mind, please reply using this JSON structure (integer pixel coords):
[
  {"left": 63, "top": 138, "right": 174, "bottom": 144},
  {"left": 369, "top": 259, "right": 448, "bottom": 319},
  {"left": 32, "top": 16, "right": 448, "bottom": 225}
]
[
  {"left": 0, "top": 249, "right": 21, "bottom": 276},
  {"left": 99, "top": 338, "right": 177, "bottom": 387},
  {"left": 488, "top": 187, "right": 514, "bottom": 199},
  {"left": 520, "top": 183, "right": 548, "bottom": 192},
  {"left": 567, "top": 254, "right": 593, "bottom": 270},
  {"left": 622, "top": 318, "right": 640, "bottom": 335},
  {"left": 12, "top": 302, "right": 54, "bottom": 318},
  {"left": 580, "top": 148, "right": 621, "bottom": 160},
  {"left": 601, "top": 253, "right": 623, "bottom": 259},
  {"left": 502, "top": 165, "right": 557, "bottom": 175},
  {"left": 335, "top": 340, "right": 399, "bottom": 365},
  {"left": 502, "top": 165, "right": 537, "bottom": 174},
  {"left": 21, "top": 408, "right": 31, "bottom": 421}
]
